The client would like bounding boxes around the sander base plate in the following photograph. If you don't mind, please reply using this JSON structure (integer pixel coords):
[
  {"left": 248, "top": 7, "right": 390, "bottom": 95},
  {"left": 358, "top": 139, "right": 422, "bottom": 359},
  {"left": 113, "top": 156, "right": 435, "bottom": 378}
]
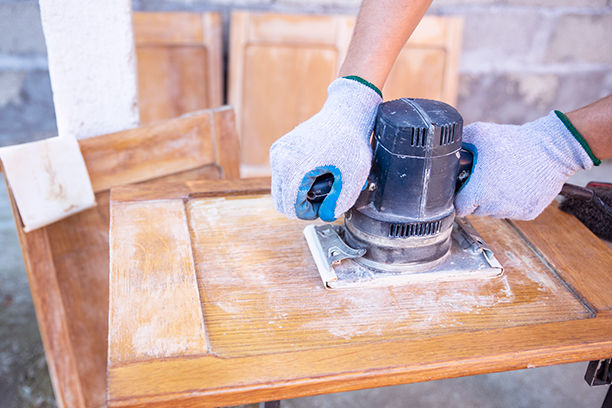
[{"left": 304, "top": 218, "right": 503, "bottom": 289}]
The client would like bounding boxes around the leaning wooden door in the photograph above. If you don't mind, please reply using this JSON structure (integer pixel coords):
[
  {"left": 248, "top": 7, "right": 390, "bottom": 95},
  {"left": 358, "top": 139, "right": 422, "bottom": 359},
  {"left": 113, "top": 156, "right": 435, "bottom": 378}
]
[
  {"left": 228, "top": 11, "right": 463, "bottom": 177},
  {"left": 133, "top": 12, "right": 224, "bottom": 124}
]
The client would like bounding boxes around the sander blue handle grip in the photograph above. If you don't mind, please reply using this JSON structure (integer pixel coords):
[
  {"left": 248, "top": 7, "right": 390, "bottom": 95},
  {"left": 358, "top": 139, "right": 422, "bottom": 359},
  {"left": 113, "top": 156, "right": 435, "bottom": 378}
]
[
  {"left": 306, "top": 172, "right": 334, "bottom": 204},
  {"left": 456, "top": 148, "right": 474, "bottom": 193}
]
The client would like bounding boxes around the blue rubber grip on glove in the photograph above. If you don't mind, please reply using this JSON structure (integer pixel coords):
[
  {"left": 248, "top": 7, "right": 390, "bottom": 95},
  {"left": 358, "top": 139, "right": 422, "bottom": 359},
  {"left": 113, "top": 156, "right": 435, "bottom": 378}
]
[{"left": 294, "top": 165, "right": 342, "bottom": 222}]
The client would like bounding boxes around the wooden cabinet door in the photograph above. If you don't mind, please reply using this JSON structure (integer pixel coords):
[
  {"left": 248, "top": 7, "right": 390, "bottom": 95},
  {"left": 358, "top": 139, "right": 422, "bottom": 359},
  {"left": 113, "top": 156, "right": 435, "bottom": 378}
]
[
  {"left": 229, "top": 11, "right": 354, "bottom": 177},
  {"left": 229, "top": 11, "right": 462, "bottom": 177},
  {"left": 383, "top": 16, "right": 462, "bottom": 104},
  {"left": 107, "top": 179, "right": 612, "bottom": 408},
  {"left": 134, "top": 12, "right": 223, "bottom": 124}
]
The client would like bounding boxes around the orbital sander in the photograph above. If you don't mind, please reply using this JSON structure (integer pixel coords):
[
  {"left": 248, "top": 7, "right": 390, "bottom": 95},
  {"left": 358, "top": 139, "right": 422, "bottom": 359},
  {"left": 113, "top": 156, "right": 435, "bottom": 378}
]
[{"left": 303, "top": 98, "right": 504, "bottom": 289}]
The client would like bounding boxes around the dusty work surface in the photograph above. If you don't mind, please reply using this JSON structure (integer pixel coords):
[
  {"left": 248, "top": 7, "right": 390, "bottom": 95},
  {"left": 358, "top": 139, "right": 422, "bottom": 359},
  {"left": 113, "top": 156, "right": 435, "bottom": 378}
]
[
  {"left": 184, "top": 196, "right": 588, "bottom": 357},
  {"left": 108, "top": 178, "right": 612, "bottom": 408}
]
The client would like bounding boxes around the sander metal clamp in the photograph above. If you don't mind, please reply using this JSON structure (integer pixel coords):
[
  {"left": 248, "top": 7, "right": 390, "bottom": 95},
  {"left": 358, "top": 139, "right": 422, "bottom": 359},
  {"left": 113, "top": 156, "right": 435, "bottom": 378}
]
[{"left": 303, "top": 98, "right": 504, "bottom": 289}]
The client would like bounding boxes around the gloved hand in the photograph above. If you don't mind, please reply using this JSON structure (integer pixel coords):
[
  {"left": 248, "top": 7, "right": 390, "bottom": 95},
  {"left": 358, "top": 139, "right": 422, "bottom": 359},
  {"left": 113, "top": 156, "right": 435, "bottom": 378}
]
[
  {"left": 270, "top": 77, "right": 382, "bottom": 221},
  {"left": 455, "top": 111, "right": 599, "bottom": 220}
]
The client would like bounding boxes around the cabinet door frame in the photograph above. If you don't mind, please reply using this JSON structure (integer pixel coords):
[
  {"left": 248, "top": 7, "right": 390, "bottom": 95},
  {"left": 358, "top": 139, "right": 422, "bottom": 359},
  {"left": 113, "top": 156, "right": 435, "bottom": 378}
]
[
  {"left": 228, "top": 11, "right": 463, "bottom": 177},
  {"left": 134, "top": 12, "right": 223, "bottom": 124}
]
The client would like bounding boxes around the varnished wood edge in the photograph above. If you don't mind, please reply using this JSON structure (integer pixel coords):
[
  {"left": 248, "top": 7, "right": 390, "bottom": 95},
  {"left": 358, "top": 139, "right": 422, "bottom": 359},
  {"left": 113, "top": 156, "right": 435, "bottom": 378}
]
[
  {"left": 109, "top": 342, "right": 612, "bottom": 408},
  {"left": 3, "top": 178, "right": 87, "bottom": 407},
  {"left": 110, "top": 177, "right": 271, "bottom": 203},
  {"left": 204, "top": 12, "right": 224, "bottom": 108},
  {"left": 81, "top": 106, "right": 237, "bottom": 194},
  {"left": 505, "top": 218, "right": 597, "bottom": 316},
  {"left": 508, "top": 203, "right": 612, "bottom": 313},
  {"left": 133, "top": 11, "right": 222, "bottom": 46},
  {"left": 108, "top": 313, "right": 612, "bottom": 407},
  {"left": 228, "top": 11, "right": 247, "bottom": 141},
  {"left": 211, "top": 106, "right": 241, "bottom": 179}
]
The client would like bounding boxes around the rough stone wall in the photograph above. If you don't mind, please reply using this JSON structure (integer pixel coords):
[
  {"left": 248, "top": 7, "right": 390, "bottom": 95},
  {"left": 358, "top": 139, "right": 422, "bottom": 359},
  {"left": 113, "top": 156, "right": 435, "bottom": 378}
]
[{"left": 1, "top": 0, "right": 611, "bottom": 147}]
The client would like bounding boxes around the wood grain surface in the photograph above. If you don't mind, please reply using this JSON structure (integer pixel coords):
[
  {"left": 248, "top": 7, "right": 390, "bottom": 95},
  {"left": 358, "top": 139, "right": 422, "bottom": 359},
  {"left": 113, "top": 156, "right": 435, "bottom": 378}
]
[
  {"left": 228, "top": 11, "right": 463, "bottom": 177},
  {"left": 107, "top": 179, "right": 612, "bottom": 408},
  {"left": 5, "top": 106, "right": 241, "bottom": 408},
  {"left": 187, "top": 196, "right": 588, "bottom": 357},
  {"left": 110, "top": 200, "right": 208, "bottom": 363},
  {"left": 512, "top": 205, "right": 612, "bottom": 312},
  {"left": 108, "top": 312, "right": 612, "bottom": 408},
  {"left": 80, "top": 107, "right": 234, "bottom": 193},
  {"left": 383, "top": 16, "right": 462, "bottom": 104},
  {"left": 134, "top": 12, "right": 223, "bottom": 124}
]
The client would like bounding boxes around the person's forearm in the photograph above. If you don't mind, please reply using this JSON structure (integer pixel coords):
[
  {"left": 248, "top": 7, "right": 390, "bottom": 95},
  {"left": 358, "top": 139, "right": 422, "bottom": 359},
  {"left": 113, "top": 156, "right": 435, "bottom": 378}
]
[
  {"left": 338, "top": 0, "right": 432, "bottom": 90},
  {"left": 566, "top": 94, "right": 612, "bottom": 160}
]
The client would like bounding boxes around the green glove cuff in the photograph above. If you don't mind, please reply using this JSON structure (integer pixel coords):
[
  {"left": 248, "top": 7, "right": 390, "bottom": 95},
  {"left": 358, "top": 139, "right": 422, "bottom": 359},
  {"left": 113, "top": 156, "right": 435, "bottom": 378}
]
[
  {"left": 554, "top": 110, "right": 601, "bottom": 166},
  {"left": 342, "top": 75, "right": 383, "bottom": 98}
]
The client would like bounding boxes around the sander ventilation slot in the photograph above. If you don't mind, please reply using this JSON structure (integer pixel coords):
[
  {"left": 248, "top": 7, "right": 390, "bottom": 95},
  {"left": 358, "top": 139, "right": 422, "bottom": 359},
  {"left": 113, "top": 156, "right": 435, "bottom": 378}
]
[
  {"left": 410, "top": 128, "right": 427, "bottom": 147},
  {"left": 440, "top": 123, "right": 457, "bottom": 145},
  {"left": 389, "top": 220, "right": 442, "bottom": 238}
]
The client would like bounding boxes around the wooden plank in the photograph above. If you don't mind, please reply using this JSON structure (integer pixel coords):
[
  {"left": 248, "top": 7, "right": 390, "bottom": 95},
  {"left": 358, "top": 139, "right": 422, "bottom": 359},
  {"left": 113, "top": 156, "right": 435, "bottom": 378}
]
[
  {"left": 5, "top": 179, "right": 88, "bottom": 408},
  {"left": 109, "top": 199, "right": 207, "bottom": 364},
  {"left": 512, "top": 205, "right": 612, "bottom": 312},
  {"left": 108, "top": 313, "right": 612, "bottom": 408},
  {"left": 203, "top": 13, "right": 223, "bottom": 117},
  {"left": 134, "top": 12, "right": 223, "bottom": 124},
  {"left": 79, "top": 110, "right": 217, "bottom": 193},
  {"left": 111, "top": 177, "right": 271, "bottom": 203},
  {"left": 244, "top": 12, "right": 349, "bottom": 45},
  {"left": 211, "top": 106, "right": 241, "bottom": 179},
  {"left": 107, "top": 180, "right": 612, "bottom": 407},
  {"left": 228, "top": 11, "right": 463, "bottom": 177},
  {"left": 133, "top": 12, "right": 204, "bottom": 46}
]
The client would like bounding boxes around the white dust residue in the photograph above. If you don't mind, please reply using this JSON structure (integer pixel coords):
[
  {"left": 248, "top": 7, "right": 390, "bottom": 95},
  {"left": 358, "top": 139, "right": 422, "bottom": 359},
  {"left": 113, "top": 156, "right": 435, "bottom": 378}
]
[
  {"left": 302, "top": 275, "right": 515, "bottom": 340},
  {"left": 131, "top": 312, "right": 206, "bottom": 359},
  {"left": 216, "top": 301, "right": 241, "bottom": 314},
  {"left": 504, "top": 250, "right": 557, "bottom": 292}
]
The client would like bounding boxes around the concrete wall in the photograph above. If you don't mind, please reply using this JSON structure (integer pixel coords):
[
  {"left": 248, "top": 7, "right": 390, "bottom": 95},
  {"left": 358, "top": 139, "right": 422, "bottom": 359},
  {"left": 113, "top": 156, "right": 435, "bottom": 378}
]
[
  {"left": 0, "top": 1, "right": 55, "bottom": 146},
  {"left": 1, "top": 0, "right": 611, "bottom": 148}
]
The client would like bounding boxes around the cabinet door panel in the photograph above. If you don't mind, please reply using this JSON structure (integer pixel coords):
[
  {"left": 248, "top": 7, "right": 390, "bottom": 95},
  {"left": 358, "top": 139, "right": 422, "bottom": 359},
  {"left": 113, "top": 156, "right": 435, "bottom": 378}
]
[
  {"left": 230, "top": 11, "right": 462, "bottom": 177},
  {"left": 241, "top": 45, "right": 336, "bottom": 169},
  {"left": 384, "top": 48, "right": 447, "bottom": 101},
  {"left": 134, "top": 12, "right": 222, "bottom": 124}
]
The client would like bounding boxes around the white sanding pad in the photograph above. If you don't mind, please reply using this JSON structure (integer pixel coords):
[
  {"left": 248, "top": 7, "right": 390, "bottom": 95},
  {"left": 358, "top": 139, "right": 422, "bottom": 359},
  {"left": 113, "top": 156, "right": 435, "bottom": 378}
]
[{"left": 0, "top": 136, "right": 95, "bottom": 232}]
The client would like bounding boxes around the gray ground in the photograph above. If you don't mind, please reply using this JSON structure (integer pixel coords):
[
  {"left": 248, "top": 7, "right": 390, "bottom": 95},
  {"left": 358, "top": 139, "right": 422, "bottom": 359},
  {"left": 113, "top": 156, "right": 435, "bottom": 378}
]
[{"left": 1, "top": 164, "right": 611, "bottom": 407}]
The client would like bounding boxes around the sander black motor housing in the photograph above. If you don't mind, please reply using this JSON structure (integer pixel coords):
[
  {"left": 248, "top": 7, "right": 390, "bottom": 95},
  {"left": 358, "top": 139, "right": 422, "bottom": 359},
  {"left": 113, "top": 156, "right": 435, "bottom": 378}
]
[{"left": 342, "top": 98, "right": 471, "bottom": 271}]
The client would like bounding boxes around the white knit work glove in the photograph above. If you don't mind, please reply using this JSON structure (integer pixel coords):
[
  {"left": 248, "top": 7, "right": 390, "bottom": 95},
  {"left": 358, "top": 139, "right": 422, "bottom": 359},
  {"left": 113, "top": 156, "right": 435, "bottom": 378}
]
[
  {"left": 455, "top": 111, "right": 599, "bottom": 220},
  {"left": 270, "top": 77, "right": 382, "bottom": 221}
]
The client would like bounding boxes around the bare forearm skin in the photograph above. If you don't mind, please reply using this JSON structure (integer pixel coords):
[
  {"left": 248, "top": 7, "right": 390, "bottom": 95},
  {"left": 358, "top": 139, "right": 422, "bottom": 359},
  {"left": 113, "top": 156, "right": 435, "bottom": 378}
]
[
  {"left": 566, "top": 94, "right": 612, "bottom": 160},
  {"left": 338, "top": 0, "right": 433, "bottom": 90}
]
